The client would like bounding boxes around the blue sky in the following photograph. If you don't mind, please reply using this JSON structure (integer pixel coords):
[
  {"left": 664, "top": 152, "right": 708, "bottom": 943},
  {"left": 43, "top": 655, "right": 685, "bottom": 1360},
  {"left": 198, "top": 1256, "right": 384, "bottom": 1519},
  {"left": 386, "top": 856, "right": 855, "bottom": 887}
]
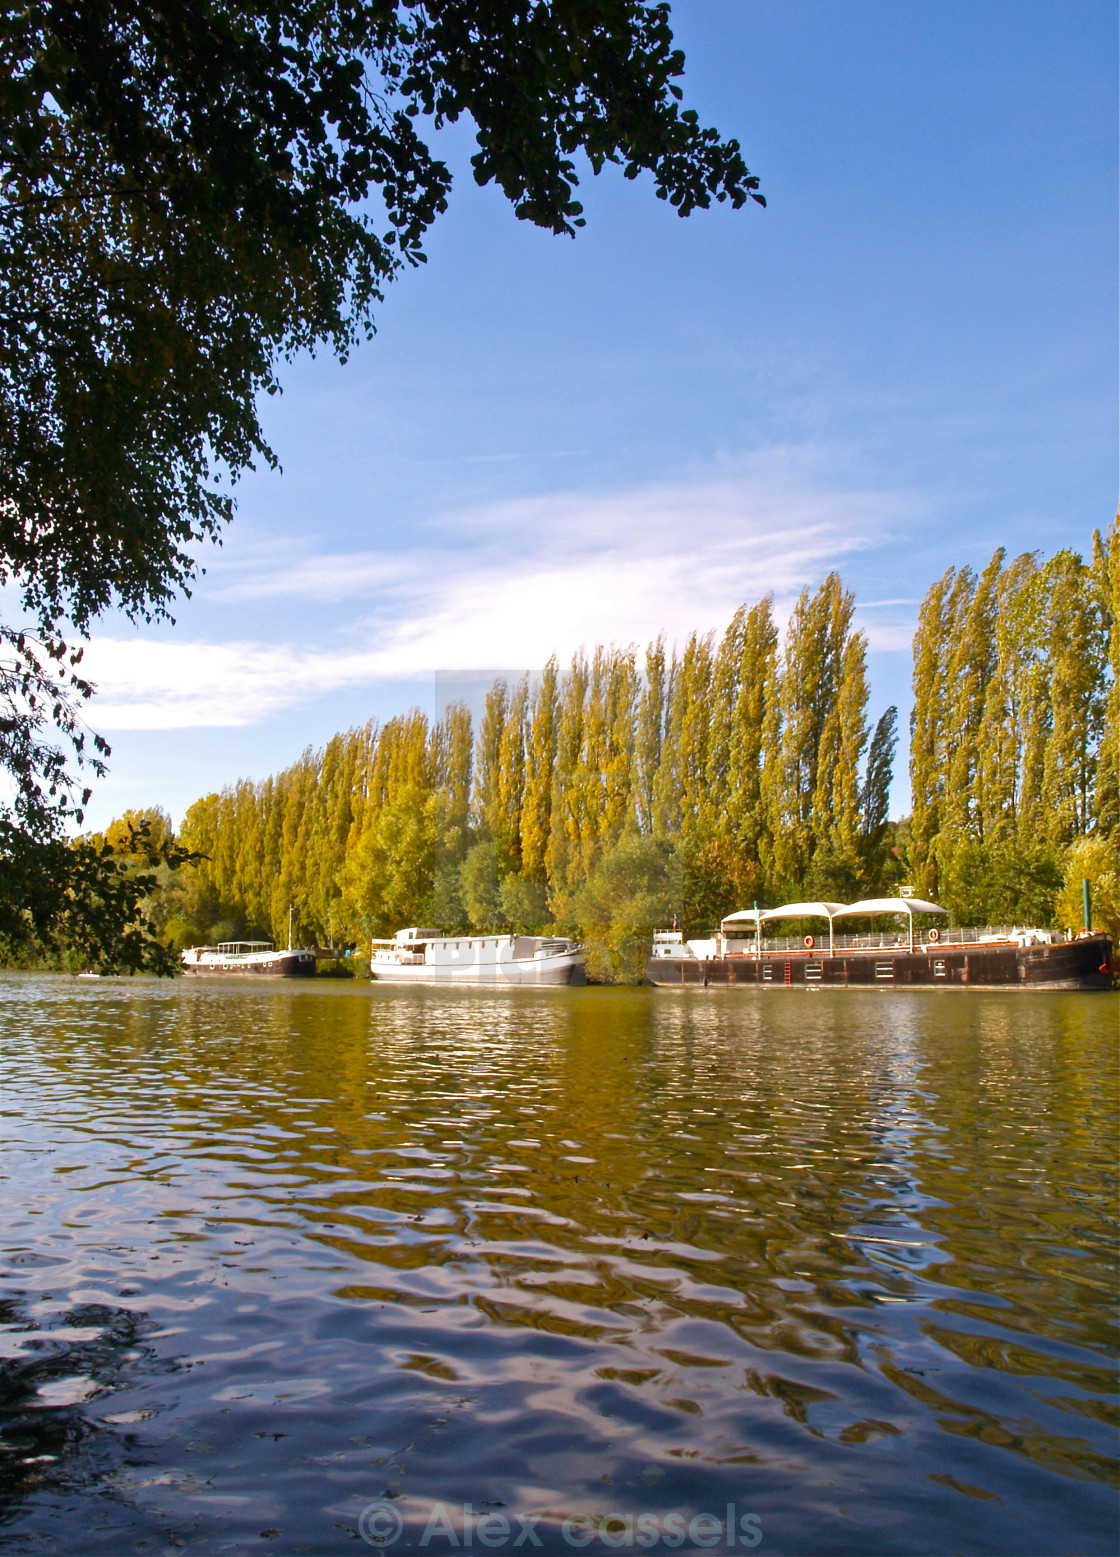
[{"left": 79, "top": 0, "right": 1117, "bottom": 829}]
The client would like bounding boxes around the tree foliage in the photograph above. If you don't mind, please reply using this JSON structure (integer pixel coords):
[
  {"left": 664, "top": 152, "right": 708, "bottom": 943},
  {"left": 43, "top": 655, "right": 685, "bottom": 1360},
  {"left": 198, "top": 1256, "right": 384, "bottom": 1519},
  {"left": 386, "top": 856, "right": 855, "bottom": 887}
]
[
  {"left": 907, "top": 517, "right": 1116, "bottom": 927},
  {"left": 2, "top": 0, "right": 762, "bottom": 645},
  {"left": 0, "top": 807, "right": 194, "bottom": 971}
]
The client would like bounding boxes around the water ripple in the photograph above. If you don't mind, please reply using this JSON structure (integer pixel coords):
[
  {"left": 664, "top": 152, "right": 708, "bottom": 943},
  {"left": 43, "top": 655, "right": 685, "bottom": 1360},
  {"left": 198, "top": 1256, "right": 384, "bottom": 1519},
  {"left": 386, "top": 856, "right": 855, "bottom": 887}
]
[{"left": 0, "top": 976, "right": 1115, "bottom": 1553}]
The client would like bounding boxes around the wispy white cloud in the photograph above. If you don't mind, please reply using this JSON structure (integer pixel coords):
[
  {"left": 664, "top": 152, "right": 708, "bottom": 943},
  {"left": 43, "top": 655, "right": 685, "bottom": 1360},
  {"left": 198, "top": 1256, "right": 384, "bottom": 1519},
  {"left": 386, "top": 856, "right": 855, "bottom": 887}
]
[
  {"left": 82, "top": 457, "right": 920, "bottom": 729},
  {"left": 856, "top": 617, "right": 916, "bottom": 653}
]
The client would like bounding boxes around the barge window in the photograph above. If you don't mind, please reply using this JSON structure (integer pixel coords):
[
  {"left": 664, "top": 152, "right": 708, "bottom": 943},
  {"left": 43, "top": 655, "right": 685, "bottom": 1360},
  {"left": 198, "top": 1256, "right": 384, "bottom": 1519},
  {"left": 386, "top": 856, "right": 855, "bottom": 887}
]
[
  {"left": 875, "top": 961, "right": 894, "bottom": 980},
  {"left": 762, "top": 964, "right": 773, "bottom": 982},
  {"left": 933, "top": 959, "right": 946, "bottom": 978},
  {"left": 806, "top": 963, "right": 822, "bottom": 982}
]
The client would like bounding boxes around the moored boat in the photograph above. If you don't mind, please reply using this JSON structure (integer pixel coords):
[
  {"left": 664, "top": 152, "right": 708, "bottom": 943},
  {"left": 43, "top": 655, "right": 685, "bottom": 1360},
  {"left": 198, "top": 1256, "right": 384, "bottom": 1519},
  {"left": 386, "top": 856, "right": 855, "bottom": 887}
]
[
  {"left": 370, "top": 927, "right": 585, "bottom": 986},
  {"left": 647, "top": 897, "right": 1113, "bottom": 991},
  {"left": 181, "top": 940, "right": 316, "bottom": 977}
]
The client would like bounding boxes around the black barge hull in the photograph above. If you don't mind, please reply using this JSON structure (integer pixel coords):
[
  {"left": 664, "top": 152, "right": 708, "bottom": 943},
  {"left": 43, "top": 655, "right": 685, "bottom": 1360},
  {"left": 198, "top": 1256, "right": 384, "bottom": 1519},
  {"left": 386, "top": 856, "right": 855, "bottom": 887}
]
[
  {"left": 646, "top": 935, "right": 1113, "bottom": 992},
  {"left": 181, "top": 952, "right": 317, "bottom": 977}
]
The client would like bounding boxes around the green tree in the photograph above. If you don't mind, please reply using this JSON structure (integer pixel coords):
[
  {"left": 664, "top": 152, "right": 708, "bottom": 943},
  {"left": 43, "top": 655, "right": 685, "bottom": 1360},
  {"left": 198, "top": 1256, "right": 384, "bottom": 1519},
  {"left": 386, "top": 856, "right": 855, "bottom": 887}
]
[
  {"left": 634, "top": 636, "right": 666, "bottom": 833},
  {"left": 548, "top": 652, "right": 589, "bottom": 895},
  {"left": 496, "top": 675, "right": 529, "bottom": 873},
  {"left": 859, "top": 705, "right": 897, "bottom": 884},
  {"left": 908, "top": 567, "right": 955, "bottom": 898},
  {"left": 1055, "top": 835, "right": 1118, "bottom": 941},
  {"left": 0, "top": 810, "right": 193, "bottom": 972},
  {"left": 812, "top": 626, "right": 868, "bottom": 861},
  {"left": 765, "top": 573, "right": 860, "bottom": 892},
  {"left": 571, "top": 834, "right": 680, "bottom": 983},
  {"left": 727, "top": 596, "right": 778, "bottom": 861},
  {"left": 1091, "top": 515, "right": 1119, "bottom": 838},
  {"left": 340, "top": 782, "right": 439, "bottom": 937},
  {"left": 577, "top": 646, "right": 639, "bottom": 861},
  {"left": 460, "top": 841, "right": 505, "bottom": 929},
  {"left": 654, "top": 631, "right": 712, "bottom": 838},
  {"left": 1039, "top": 550, "right": 1108, "bottom": 846},
  {"left": 521, "top": 659, "right": 559, "bottom": 882},
  {"left": 475, "top": 680, "right": 508, "bottom": 838},
  {"left": 432, "top": 700, "right": 473, "bottom": 922},
  {"left": 499, "top": 874, "right": 551, "bottom": 931}
]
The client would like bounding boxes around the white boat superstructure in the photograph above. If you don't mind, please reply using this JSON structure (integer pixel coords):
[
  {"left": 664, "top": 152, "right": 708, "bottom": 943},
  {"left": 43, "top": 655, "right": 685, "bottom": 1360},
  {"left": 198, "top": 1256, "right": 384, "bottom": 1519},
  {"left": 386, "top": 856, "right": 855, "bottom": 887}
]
[
  {"left": 181, "top": 940, "right": 316, "bottom": 976},
  {"left": 370, "top": 927, "right": 584, "bottom": 986}
]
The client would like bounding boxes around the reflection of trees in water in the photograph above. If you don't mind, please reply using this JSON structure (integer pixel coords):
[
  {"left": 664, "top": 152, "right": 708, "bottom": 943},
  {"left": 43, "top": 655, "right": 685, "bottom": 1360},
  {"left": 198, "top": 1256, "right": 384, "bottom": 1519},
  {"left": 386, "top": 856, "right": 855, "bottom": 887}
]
[{"left": 0, "top": 1294, "right": 171, "bottom": 1530}]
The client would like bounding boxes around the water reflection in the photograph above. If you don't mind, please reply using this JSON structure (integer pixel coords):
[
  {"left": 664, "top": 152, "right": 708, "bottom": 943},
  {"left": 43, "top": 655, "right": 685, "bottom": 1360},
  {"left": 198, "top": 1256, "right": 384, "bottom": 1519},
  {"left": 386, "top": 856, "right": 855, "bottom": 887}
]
[{"left": 0, "top": 977, "right": 1115, "bottom": 1553}]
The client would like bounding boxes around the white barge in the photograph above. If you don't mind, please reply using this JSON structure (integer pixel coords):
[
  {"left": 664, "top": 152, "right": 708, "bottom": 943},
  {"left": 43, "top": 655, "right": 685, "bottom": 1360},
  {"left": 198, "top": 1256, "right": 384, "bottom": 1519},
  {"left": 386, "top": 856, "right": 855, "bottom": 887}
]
[
  {"left": 181, "top": 940, "right": 316, "bottom": 977},
  {"left": 370, "top": 927, "right": 585, "bottom": 986}
]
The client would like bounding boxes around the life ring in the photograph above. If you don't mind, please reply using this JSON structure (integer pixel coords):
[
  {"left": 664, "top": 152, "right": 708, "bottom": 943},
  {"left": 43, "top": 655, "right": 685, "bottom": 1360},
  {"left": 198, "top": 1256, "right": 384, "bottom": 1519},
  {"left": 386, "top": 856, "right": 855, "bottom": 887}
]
[
  {"left": 804, "top": 934, "right": 815, "bottom": 949},
  {"left": 927, "top": 928, "right": 940, "bottom": 944}
]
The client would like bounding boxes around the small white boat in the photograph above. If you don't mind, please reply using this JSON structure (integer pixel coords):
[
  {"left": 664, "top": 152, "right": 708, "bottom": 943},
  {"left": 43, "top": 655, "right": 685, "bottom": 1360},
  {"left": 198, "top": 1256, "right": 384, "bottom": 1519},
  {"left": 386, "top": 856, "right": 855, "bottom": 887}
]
[
  {"left": 370, "top": 927, "right": 584, "bottom": 986},
  {"left": 181, "top": 941, "right": 316, "bottom": 977}
]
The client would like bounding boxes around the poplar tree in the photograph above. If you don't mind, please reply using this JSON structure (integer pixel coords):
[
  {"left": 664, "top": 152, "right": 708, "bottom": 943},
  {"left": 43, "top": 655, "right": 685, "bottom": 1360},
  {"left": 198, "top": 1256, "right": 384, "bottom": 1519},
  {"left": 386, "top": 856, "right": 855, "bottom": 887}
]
[
  {"left": 431, "top": 700, "right": 473, "bottom": 924},
  {"left": 818, "top": 631, "right": 869, "bottom": 858},
  {"left": 634, "top": 638, "right": 666, "bottom": 834},
  {"left": 474, "top": 681, "right": 508, "bottom": 844},
  {"left": 1091, "top": 515, "right": 1119, "bottom": 838},
  {"left": 769, "top": 573, "right": 858, "bottom": 889},
  {"left": 941, "top": 552, "right": 1003, "bottom": 847},
  {"left": 705, "top": 608, "right": 746, "bottom": 831},
  {"left": 860, "top": 706, "right": 898, "bottom": 882},
  {"left": 654, "top": 632, "right": 713, "bottom": 838},
  {"left": 548, "top": 653, "right": 589, "bottom": 895},
  {"left": 495, "top": 675, "right": 529, "bottom": 873},
  {"left": 1040, "top": 550, "right": 1108, "bottom": 846},
  {"left": 908, "top": 567, "right": 954, "bottom": 897},
  {"left": 579, "top": 647, "right": 639, "bottom": 860},
  {"left": 727, "top": 596, "right": 778, "bottom": 860},
  {"left": 438, "top": 702, "right": 474, "bottom": 838},
  {"left": 975, "top": 552, "right": 1043, "bottom": 847},
  {"left": 521, "top": 660, "right": 559, "bottom": 882}
]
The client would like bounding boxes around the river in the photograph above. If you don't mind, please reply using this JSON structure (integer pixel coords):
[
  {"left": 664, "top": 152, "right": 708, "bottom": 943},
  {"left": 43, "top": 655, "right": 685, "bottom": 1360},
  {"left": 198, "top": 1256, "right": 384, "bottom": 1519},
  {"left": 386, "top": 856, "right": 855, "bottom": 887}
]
[{"left": 0, "top": 975, "right": 1115, "bottom": 1554}]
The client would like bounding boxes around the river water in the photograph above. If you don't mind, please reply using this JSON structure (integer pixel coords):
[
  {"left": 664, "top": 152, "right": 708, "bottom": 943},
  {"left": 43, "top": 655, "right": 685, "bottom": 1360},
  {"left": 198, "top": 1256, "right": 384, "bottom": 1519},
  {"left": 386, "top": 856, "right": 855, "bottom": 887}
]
[{"left": 0, "top": 976, "right": 1115, "bottom": 1555}]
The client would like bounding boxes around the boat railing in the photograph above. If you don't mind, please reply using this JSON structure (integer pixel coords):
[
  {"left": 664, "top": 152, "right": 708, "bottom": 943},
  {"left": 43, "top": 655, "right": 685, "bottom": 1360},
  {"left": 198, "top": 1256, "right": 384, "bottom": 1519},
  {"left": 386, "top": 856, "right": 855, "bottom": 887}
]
[{"left": 726, "top": 925, "right": 1053, "bottom": 956}]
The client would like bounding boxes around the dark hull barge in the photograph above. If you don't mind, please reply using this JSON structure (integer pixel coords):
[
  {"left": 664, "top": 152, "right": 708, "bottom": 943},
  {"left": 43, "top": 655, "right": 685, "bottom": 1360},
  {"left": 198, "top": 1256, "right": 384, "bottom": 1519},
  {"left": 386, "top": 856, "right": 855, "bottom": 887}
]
[
  {"left": 181, "top": 941, "right": 316, "bottom": 977},
  {"left": 646, "top": 933, "right": 1113, "bottom": 991},
  {"left": 648, "top": 896, "right": 1113, "bottom": 992}
]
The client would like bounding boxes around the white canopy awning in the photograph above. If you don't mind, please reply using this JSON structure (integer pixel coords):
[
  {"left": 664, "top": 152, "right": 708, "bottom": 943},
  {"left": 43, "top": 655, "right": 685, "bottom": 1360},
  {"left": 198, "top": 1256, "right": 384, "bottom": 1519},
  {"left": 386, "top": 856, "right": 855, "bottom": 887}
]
[
  {"left": 720, "top": 896, "right": 946, "bottom": 956},
  {"left": 832, "top": 896, "right": 946, "bottom": 952},
  {"left": 832, "top": 898, "right": 946, "bottom": 917},
  {"left": 760, "top": 900, "right": 848, "bottom": 923},
  {"left": 721, "top": 901, "right": 848, "bottom": 955},
  {"left": 721, "top": 901, "right": 847, "bottom": 925}
]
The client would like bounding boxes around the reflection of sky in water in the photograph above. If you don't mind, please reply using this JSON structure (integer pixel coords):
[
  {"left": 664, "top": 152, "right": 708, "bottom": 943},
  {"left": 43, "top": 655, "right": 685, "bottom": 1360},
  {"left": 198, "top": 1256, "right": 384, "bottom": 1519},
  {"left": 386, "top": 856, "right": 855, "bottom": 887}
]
[{"left": 0, "top": 977, "right": 1116, "bottom": 1554}]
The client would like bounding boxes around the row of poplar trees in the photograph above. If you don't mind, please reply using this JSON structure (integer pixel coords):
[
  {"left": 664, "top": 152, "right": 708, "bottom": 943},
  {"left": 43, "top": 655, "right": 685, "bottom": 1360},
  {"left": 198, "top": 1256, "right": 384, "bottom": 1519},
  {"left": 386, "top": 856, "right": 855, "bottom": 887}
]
[
  {"left": 909, "top": 522, "right": 1117, "bottom": 928},
  {"left": 150, "top": 521, "right": 1116, "bottom": 974}
]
